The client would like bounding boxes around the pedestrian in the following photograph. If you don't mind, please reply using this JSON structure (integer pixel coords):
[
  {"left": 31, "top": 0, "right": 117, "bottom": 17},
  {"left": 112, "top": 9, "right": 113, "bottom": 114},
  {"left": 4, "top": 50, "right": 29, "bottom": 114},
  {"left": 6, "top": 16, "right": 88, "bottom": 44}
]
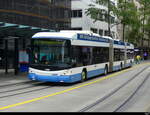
[
  {"left": 136, "top": 55, "right": 141, "bottom": 64},
  {"left": 143, "top": 52, "right": 148, "bottom": 60}
]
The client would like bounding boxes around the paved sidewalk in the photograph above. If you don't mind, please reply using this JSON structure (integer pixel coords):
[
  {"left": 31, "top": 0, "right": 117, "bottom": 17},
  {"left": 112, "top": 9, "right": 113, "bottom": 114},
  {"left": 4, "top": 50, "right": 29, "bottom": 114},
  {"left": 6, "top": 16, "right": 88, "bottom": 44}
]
[{"left": 0, "top": 69, "right": 30, "bottom": 86}]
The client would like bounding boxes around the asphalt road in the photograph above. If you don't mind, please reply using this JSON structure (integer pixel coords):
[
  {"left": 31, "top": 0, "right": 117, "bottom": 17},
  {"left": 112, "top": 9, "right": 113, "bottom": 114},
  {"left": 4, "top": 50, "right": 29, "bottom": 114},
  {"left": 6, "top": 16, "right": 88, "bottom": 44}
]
[{"left": 0, "top": 62, "right": 150, "bottom": 112}]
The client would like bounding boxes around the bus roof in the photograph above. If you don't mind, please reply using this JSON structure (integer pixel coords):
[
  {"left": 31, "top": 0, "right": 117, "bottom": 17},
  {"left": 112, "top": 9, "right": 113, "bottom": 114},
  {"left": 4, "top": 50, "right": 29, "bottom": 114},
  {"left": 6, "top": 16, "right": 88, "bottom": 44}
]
[
  {"left": 32, "top": 30, "right": 101, "bottom": 39},
  {"left": 32, "top": 30, "right": 134, "bottom": 48},
  {"left": 32, "top": 32, "right": 77, "bottom": 40}
]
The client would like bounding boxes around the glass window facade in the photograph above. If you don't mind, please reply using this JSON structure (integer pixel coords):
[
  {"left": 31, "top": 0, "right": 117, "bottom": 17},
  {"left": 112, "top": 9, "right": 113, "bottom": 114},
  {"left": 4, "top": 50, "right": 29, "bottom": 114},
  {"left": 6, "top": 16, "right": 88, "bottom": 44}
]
[
  {"left": 71, "top": 10, "right": 82, "bottom": 18},
  {"left": 0, "top": 0, "right": 71, "bottom": 30},
  {"left": 0, "top": 0, "right": 71, "bottom": 70}
]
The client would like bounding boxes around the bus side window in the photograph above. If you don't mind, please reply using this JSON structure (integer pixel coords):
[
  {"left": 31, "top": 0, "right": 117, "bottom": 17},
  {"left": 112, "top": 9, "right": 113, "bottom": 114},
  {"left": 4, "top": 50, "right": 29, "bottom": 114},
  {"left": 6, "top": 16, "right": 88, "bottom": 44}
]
[
  {"left": 71, "top": 46, "right": 83, "bottom": 67},
  {"left": 81, "top": 47, "right": 92, "bottom": 66},
  {"left": 82, "top": 53, "right": 87, "bottom": 66}
]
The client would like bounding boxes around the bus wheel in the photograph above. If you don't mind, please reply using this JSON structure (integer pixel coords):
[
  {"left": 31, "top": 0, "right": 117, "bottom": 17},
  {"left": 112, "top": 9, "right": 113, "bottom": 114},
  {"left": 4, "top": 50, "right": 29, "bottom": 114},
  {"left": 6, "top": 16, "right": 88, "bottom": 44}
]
[
  {"left": 104, "top": 66, "right": 108, "bottom": 75},
  {"left": 81, "top": 70, "right": 87, "bottom": 82}
]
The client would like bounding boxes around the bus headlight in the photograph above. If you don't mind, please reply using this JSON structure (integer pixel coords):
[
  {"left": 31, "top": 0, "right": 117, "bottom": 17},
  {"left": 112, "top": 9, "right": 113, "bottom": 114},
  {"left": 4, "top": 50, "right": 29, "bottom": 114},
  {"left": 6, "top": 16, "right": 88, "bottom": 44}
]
[{"left": 62, "top": 70, "right": 69, "bottom": 75}]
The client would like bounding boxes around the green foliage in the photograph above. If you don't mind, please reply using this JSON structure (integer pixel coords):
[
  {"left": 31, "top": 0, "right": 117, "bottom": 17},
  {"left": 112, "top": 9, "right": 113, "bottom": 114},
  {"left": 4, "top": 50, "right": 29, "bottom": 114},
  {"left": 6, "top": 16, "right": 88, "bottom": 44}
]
[
  {"left": 139, "top": 0, "right": 150, "bottom": 39},
  {"left": 86, "top": 0, "right": 150, "bottom": 45},
  {"left": 145, "top": 18, "right": 150, "bottom": 36}
]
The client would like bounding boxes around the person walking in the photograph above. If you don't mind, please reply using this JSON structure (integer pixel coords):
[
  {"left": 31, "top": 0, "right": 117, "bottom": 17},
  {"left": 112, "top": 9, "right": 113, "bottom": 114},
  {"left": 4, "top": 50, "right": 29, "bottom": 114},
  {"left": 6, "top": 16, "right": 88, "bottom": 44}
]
[
  {"left": 143, "top": 52, "right": 148, "bottom": 60},
  {"left": 136, "top": 55, "right": 141, "bottom": 64}
]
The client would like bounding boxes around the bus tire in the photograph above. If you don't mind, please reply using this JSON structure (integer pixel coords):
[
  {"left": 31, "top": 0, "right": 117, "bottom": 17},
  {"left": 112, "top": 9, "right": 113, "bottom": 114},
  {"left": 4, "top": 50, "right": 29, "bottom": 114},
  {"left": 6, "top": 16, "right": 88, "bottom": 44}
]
[
  {"left": 81, "top": 70, "right": 87, "bottom": 82},
  {"left": 104, "top": 65, "right": 108, "bottom": 75}
]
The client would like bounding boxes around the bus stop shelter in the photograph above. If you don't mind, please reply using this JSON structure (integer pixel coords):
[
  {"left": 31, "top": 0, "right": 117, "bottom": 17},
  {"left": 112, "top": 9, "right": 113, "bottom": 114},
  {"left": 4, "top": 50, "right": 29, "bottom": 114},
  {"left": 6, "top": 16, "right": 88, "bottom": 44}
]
[{"left": 0, "top": 22, "right": 55, "bottom": 75}]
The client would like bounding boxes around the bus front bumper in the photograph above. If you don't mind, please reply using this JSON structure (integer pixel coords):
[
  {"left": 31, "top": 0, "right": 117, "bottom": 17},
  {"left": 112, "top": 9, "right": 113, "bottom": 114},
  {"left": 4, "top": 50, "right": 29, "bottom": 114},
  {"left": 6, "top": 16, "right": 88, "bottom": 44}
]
[{"left": 28, "top": 73, "right": 81, "bottom": 83}]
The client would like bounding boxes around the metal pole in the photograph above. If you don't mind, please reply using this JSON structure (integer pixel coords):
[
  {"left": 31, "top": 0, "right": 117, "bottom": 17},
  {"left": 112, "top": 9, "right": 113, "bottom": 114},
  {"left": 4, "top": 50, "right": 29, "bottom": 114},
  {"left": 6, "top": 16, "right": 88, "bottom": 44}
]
[
  {"left": 123, "top": 0, "right": 127, "bottom": 67},
  {"left": 123, "top": 0, "right": 127, "bottom": 42},
  {"left": 4, "top": 39, "right": 8, "bottom": 74},
  {"left": 141, "top": 1, "right": 146, "bottom": 58},
  {"left": 124, "top": 43, "right": 127, "bottom": 67},
  {"left": 14, "top": 38, "right": 19, "bottom": 75},
  {"left": 109, "top": 39, "right": 114, "bottom": 72},
  {"left": 123, "top": 24, "right": 125, "bottom": 42}
]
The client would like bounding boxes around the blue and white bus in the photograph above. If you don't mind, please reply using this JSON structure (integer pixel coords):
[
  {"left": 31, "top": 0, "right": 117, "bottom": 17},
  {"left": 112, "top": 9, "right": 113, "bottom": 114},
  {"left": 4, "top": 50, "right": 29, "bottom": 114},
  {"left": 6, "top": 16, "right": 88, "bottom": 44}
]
[{"left": 28, "top": 30, "right": 134, "bottom": 83}]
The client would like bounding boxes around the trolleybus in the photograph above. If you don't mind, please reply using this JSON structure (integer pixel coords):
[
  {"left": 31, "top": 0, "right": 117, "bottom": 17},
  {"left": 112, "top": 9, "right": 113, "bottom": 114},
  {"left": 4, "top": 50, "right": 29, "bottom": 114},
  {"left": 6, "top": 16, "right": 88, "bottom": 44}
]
[{"left": 28, "top": 30, "right": 134, "bottom": 83}]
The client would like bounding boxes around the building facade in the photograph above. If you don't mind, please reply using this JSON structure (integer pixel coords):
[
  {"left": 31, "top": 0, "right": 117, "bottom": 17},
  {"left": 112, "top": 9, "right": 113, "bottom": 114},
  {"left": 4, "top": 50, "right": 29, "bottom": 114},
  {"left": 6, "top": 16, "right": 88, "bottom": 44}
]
[
  {"left": 0, "top": 0, "right": 71, "bottom": 72},
  {"left": 0, "top": 0, "right": 71, "bottom": 30},
  {"left": 71, "top": 0, "right": 118, "bottom": 39}
]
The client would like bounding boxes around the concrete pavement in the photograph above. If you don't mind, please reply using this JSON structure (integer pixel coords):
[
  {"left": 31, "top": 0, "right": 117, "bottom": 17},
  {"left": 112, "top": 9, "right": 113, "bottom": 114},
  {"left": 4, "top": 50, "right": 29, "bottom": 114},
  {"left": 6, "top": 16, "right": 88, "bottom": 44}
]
[
  {"left": 0, "top": 60, "right": 149, "bottom": 112},
  {"left": 0, "top": 69, "right": 30, "bottom": 86}
]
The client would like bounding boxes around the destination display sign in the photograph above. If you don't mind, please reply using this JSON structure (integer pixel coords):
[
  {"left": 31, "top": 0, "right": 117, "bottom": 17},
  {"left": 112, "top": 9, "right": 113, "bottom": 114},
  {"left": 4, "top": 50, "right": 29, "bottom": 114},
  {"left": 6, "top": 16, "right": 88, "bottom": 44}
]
[
  {"left": 77, "top": 34, "right": 109, "bottom": 43},
  {"left": 34, "top": 40, "right": 63, "bottom": 45},
  {"left": 114, "top": 40, "right": 125, "bottom": 46}
]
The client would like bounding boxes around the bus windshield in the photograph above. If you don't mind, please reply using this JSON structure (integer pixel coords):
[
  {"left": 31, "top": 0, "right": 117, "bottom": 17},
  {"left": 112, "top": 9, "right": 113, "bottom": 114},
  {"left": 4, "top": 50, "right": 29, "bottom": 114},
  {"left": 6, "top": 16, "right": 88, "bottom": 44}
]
[{"left": 30, "top": 39, "right": 71, "bottom": 70}]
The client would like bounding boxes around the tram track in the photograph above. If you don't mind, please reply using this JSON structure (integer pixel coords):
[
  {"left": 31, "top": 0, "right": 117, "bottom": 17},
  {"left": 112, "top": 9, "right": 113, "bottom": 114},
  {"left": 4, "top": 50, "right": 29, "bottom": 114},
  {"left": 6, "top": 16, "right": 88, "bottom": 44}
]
[
  {"left": 78, "top": 65, "right": 150, "bottom": 112},
  {"left": 0, "top": 67, "right": 135, "bottom": 100},
  {"left": 0, "top": 64, "right": 149, "bottom": 111},
  {"left": 114, "top": 72, "right": 150, "bottom": 112},
  {"left": 0, "top": 82, "right": 51, "bottom": 94},
  {"left": 0, "top": 85, "right": 54, "bottom": 99},
  {"left": 0, "top": 81, "right": 55, "bottom": 99},
  {"left": 0, "top": 81, "right": 38, "bottom": 88}
]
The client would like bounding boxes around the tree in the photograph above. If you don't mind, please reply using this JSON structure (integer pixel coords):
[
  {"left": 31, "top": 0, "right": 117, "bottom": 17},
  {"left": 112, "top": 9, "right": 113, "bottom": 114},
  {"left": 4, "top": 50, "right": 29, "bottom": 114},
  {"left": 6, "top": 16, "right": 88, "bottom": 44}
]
[
  {"left": 86, "top": 0, "right": 139, "bottom": 42},
  {"left": 144, "top": 17, "right": 150, "bottom": 47},
  {"left": 139, "top": 0, "right": 150, "bottom": 47},
  {"left": 123, "top": 1, "right": 141, "bottom": 45},
  {"left": 86, "top": 0, "right": 112, "bottom": 37},
  {"left": 112, "top": 0, "right": 142, "bottom": 42}
]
